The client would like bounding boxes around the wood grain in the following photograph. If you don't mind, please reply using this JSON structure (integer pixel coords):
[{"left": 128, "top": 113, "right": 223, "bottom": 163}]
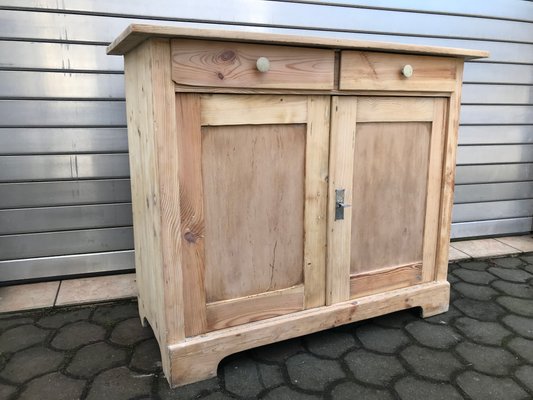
[
  {"left": 350, "top": 121, "right": 431, "bottom": 275},
  {"left": 350, "top": 262, "right": 422, "bottom": 298},
  {"left": 202, "top": 124, "right": 305, "bottom": 302},
  {"left": 200, "top": 94, "right": 307, "bottom": 126},
  {"left": 340, "top": 51, "right": 457, "bottom": 92},
  {"left": 357, "top": 97, "right": 435, "bottom": 122},
  {"left": 326, "top": 96, "right": 357, "bottom": 305},
  {"left": 303, "top": 96, "right": 330, "bottom": 308},
  {"left": 167, "top": 281, "right": 450, "bottom": 387},
  {"left": 206, "top": 285, "right": 304, "bottom": 331},
  {"left": 171, "top": 39, "right": 335, "bottom": 90},
  {"left": 108, "top": 24, "right": 489, "bottom": 60},
  {"left": 176, "top": 93, "right": 208, "bottom": 337}
]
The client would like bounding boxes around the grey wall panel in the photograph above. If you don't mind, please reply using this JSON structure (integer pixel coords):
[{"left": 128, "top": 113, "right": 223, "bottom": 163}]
[
  {"left": 0, "top": 154, "right": 130, "bottom": 182},
  {"left": 0, "top": 71, "right": 124, "bottom": 99},
  {"left": 460, "top": 106, "right": 533, "bottom": 125},
  {"left": 0, "top": 100, "right": 126, "bottom": 127},
  {"left": 0, "top": 128, "right": 128, "bottom": 154},
  {"left": 451, "top": 218, "right": 533, "bottom": 239},
  {"left": 0, "top": 203, "right": 132, "bottom": 234},
  {"left": 456, "top": 164, "right": 533, "bottom": 185},
  {"left": 457, "top": 145, "right": 533, "bottom": 165},
  {"left": 1, "top": 7, "right": 532, "bottom": 44},
  {"left": 0, "top": 41, "right": 122, "bottom": 71},
  {"left": 0, "top": 251, "right": 134, "bottom": 282},
  {"left": 455, "top": 182, "right": 533, "bottom": 203},
  {"left": 458, "top": 126, "right": 533, "bottom": 145},
  {"left": 463, "top": 63, "right": 533, "bottom": 85},
  {"left": 452, "top": 200, "right": 533, "bottom": 223},
  {"left": 0, "top": 180, "right": 131, "bottom": 208},
  {"left": 0, "top": 227, "right": 133, "bottom": 260},
  {"left": 461, "top": 85, "right": 533, "bottom": 105}
]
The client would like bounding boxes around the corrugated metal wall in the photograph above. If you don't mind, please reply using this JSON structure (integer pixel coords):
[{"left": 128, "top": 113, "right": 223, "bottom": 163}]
[{"left": 0, "top": 0, "right": 532, "bottom": 282}]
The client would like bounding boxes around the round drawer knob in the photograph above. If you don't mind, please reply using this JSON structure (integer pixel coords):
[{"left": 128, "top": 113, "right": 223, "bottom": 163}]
[
  {"left": 256, "top": 57, "right": 270, "bottom": 72},
  {"left": 401, "top": 64, "right": 413, "bottom": 78}
]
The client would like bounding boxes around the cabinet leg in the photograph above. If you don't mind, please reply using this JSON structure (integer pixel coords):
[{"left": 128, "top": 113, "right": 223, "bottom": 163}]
[
  {"left": 137, "top": 298, "right": 149, "bottom": 327},
  {"left": 167, "top": 348, "right": 221, "bottom": 388},
  {"left": 420, "top": 300, "right": 449, "bottom": 318}
]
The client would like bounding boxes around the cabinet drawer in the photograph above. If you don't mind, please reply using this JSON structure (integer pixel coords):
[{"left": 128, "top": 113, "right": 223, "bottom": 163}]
[
  {"left": 171, "top": 39, "right": 335, "bottom": 90},
  {"left": 340, "top": 51, "right": 458, "bottom": 92}
]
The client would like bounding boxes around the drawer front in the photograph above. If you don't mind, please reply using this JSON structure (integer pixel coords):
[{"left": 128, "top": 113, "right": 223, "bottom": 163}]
[
  {"left": 340, "top": 51, "right": 458, "bottom": 92},
  {"left": 171, "top": 39, "right": 335, "bottom": 90}
]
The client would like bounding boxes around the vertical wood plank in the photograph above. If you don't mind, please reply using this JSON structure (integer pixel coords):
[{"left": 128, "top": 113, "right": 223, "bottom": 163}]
[
  {"left": 421, "top": 98, "right": 446, "bottom": 282},
  {"left": 304, "top": 96, "right": 330, "bottom": 308},
  {"left": 436, "top": 60, "right": 464, "bottom": 281},
  {"left": 326, "top": 96, "right": 357, "bottom": 305},
  {"left": 176, "top": 93, "right": 208, "bottom": 336}
]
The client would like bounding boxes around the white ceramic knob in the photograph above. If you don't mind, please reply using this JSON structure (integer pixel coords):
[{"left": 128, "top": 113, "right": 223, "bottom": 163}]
[
  {"left": 401, "top": 64, "right": 413, "bottom": 78},
  {"left": 256, "top": 57, "right": 270, "bottom": 72}
]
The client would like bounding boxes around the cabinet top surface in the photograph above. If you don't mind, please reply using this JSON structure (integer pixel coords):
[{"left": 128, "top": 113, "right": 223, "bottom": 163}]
[{"left": 107, "top": 24, "right": 488, "bottom": 59}]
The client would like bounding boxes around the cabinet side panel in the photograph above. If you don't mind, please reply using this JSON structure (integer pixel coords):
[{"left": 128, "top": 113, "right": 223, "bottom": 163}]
[
  {"left": 436, "top": 60, "right": 464, "bottom": 280},
  {"left": 124, "top": 43, "right": 168, "bottom": 347}
]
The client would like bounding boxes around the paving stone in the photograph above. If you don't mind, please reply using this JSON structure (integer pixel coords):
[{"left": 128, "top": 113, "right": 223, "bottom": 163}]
[
  {"left": 51, "top": 321, "right": 105, "bottom": 350},
  {"left": 356, "top": 324, "right": 410, "bottom": 353},
  {"left": 514, "top": 365, "right": 533, "bottom": 392},
  {"left": 395, "top": 376, "right": 463, "bottom": 400},
  {"left": 452, "top": 268, "right": 495, "bottom": 284},
  {"left": 91, "top": 302, "right": 140, "bottom": 325},
  {"left": 304, "top": 331, "right": 356, "bottom": 358},
  {"left": 130, "top": 338, "right": 161, "bottom": 372},
  {"left": 525, "top": 264, "right": 533, "bottom": 274},
  {"left": 158, "top": 376, "right": 220, "bottom": 400},
  {"left": 405, "top": 320, "right": 461, "bottom": 349},
  {"left": 519, "top": 254, "right": 533, "bottom": 264},
  {"left": 0, "top": 324, "right": 48, "bottom": 353},
  {"left": 201, "top": 392, "right": 235, "bottom": 400},
  {"left": 372, "top": 310, "right": 418, "bottom": 328},
  {"left": 453, "top": 298, "right": 505, "bottom": 321},
  {"left": 223, "top": 356, "right": 264, "bottom": 398},
  {"left": 0, "top": 346, "right": 64, "bottom": 383},
  {"left": 454, "top": 317, "right": 511, "bottom": 345},
  {"left": 264, "top": 385, "right": 320, "bottom": 400},
  {"left": 491, "top": 280, "right": 533, "bottom": 299},
  {"left": 286, "top": 353, "right": 345, "bottom": 391},
  {"left": 488, "top": 267, "right": 533, "bottom": 283},
  {"left": 0, "top": 383, "right": 16, "bottom": 399},
  {"left": 344, "top": 349, "right": 405, "bottom": 386},
  {"left": 492, "top": 257, "right": 524, "bottom": 268},
  {"left": 502, "top": 315, "right": 533, "bottom": 338},
  {"left": 110, "top": 317, "right": 153, "bottom": 346},
  {"left": 507, "top": 337, "right": 533, "bottom": 363},
  {"left": 37, "top": 308, "right": 92, "bottom": 329},
  {"left": 86, "top": 366, "right": 152, "bottom": 400},
  {"left": 67, "top": 341, "right": 128, "bottom": 378},
  {"left": 331, "top": 381, "right": 393, "bottom": 400},
  {"left": 497, "top": 296, "right": 533, "bottom": 317},
  {"left": 423, "top": 304, "right": 463, "bottom": 325},
  {"left": 400, "top": 345, "right": 463, "bottom": 381},
  {"left": 457, "top": 371, "right": 528, "bottom": 400},
  {"left": 447, "top": 274, "right": 460, "bottom": 284},
  {"left": 457, "top": 260, "right": 490, "bottom": 271},
  {"left": 0, "top": 318, "right": 34, "bottom": 332},
  {"left": 18, "top": 372, "right": 85, "bottom": 400},
  {"left": 252, "top": 338, "right": 304, "bottom": 362},
  {"left": 456, "top": 341, "right": 519, "bottom": 375},
  {"left": 453, "top": 281, "right": 498, "bottom": 300},
  {"left": 258, "top": 363, "right": 283, "bottom": 388}
]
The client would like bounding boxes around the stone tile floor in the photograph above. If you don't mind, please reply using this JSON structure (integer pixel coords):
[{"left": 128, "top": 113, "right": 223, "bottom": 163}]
[{"left": 1, "top": 255, "right": 533, "bottom": 400}]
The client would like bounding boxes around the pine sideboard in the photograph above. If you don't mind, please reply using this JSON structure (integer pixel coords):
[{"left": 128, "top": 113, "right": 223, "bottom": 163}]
[{"left": 108, "top": 25, "right": 488, "bottom": 387}]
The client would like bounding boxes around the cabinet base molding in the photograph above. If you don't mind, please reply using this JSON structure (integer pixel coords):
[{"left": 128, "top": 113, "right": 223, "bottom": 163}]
[{"left": 162, "top": 281, "right": 449, "bottom": 387}]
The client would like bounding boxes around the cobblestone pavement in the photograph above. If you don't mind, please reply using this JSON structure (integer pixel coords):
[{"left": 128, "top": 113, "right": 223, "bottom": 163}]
[{"left": 1, "top": 255, "right": 533, "bottom": 400}]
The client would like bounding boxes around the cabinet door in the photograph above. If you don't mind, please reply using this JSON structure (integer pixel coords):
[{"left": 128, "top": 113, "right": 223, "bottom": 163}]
[
  {"left": 327, "top": 96, "right": 447, "bottom": 304},
  {"left": 177, "top": 94, "right": 329, "bottom": 336}
]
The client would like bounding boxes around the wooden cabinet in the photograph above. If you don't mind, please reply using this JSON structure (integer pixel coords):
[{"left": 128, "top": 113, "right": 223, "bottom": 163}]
[{"left": 108, "top": 25, "right": 487, "bottom": 387}]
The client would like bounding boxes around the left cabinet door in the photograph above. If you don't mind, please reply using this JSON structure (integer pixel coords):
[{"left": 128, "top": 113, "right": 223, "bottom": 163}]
[{"left": 176, "top": 94, "right": 330, "bottom": 336}]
